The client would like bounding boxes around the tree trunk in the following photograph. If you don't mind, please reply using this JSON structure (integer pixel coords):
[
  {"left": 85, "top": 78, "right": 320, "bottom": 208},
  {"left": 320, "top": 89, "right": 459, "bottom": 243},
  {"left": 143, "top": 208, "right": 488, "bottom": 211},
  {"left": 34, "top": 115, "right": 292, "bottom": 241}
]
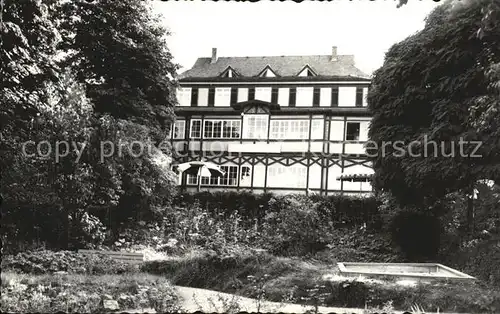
[{"left": 466, "top": 185, "right": 475, "bottom": 236}]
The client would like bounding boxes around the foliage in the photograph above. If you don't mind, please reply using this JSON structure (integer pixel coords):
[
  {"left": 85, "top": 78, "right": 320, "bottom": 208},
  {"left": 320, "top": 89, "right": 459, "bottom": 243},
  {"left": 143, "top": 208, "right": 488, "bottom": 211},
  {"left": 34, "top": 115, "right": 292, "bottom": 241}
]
[
  {"left": 174, "top": 191, "right": 381, "bottom": 227},
  {"left": 57, "top": 0, "right": 178, "bottom": 137},
  {"left": 388, "top": 209, "right": 443, "bottom": 261},
  {"left": 141, "top": 250, "right": 500, "bottom": 313},
  {"left": 1, "top": 250, "right": 138, "bottom": 275},
  {"left": 1, "top": 0, "right": 179, "bottom": 252},
  {"left": 261, "top": 195, "right": 333, "bottom": 256},
  {"left": 367, "top": 0, "right": 500, "bottom": 206},
  {"left": 0, "top": 272, "right": 180, "bottom": 313}
]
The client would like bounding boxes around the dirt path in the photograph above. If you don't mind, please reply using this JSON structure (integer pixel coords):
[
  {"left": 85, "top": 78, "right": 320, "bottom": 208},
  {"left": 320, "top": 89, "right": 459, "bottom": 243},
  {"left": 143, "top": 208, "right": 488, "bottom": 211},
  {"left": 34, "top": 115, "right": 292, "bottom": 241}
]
[{"left": 175, "top": 285, "right": 368, "bottom": 313}]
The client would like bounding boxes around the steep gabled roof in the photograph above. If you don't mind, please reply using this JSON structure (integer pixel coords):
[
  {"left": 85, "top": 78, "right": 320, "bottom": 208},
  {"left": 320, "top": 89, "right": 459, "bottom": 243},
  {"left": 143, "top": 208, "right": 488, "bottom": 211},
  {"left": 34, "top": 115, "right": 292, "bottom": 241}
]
[
  {"left": 257, "top": 65, "right": 279, "bottom": 77},
  {"left": 219, "top": 66, "right": 240, "bottom": 77},
  {"left": 296, "top": 64, "right": 318, "bottom": 77},
  {"left": 180, "top": 54, "right": 369, "bottom": 79}
]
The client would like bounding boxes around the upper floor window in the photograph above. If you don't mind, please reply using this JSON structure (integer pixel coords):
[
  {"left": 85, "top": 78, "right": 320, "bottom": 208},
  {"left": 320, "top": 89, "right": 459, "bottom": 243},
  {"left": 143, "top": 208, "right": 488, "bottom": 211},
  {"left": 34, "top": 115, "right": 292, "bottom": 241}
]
[
  {"left": 338, "top": 86, "right": 356, "bottom": 107},
  {"left": 215, "top": 88, "right": 231, "bottom": 107},
  {"left": 220, "top": 67, "right": 238, "bottom": 78},
  {"left": 296, "top": 87, "right": 313, "bottom": 107},
  {"left": 243, "top": 114, "right": 268, "bottom": 139},
  {"left": 176, "top": 88, "right": 191, "bottom": 107},
  {"left": 204, "top": 119, "right": 241, "bottom": 139},
  {"left": 255, "top": 87, "right": 272, "bottom": 102},
  {"left": 259, "top": 66, "right": 278, "bottom": 77},
  {"left": 297, "top": 65, "right": 317, "bottom": 77},
  {"left": 345, "top": 122, "right": 360, "bottom": 141}
]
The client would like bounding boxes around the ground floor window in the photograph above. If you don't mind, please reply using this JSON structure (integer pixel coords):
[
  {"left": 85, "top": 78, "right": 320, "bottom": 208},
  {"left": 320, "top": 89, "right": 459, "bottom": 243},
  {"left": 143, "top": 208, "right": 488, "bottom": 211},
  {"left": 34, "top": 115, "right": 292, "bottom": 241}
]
[
  {"left": 267, "top": 165, "right": 307, "bottom": 188},
  {"left": 186, "top": 165, "right": 239, "bottom": 186}
]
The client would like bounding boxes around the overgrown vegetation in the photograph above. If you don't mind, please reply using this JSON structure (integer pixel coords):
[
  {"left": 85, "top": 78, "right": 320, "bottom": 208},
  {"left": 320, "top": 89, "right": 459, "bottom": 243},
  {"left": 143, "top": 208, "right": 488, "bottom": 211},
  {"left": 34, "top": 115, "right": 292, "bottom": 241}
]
[
  {"left": 1, "top": 271, "right": 180, "bottom": 313},
  {"left": 142, "top": 251, "right": 500, "bottom": 313}
]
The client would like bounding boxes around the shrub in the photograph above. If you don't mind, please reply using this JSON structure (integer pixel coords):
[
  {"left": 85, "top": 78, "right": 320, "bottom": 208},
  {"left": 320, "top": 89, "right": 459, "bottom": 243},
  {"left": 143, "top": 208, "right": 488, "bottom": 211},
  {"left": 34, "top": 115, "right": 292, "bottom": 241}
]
[
  {"left": 173, "top": 191, "right": 380, "bottom": 228},
  {"left": 0, "top": 272, "right": 180, "bottom": 313},
  {"left": 261, "top": 195, "right": 332, "bottom": 256},
  {"left": 1, "top": 250, "right": 137, "bottom": 275},
  {"left": 388, "top": 209, "right": 442, "bottom": 261}
]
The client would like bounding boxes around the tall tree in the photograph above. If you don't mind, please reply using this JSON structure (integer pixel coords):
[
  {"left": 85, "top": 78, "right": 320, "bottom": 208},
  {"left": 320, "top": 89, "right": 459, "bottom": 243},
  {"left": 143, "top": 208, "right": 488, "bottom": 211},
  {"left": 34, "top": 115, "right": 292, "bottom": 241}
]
[
  {"left": 57, "top": 0, "right": 178, "bottom": 139},
  {"left": 367, "top": 0, "right": 500, "bottom": 207}
]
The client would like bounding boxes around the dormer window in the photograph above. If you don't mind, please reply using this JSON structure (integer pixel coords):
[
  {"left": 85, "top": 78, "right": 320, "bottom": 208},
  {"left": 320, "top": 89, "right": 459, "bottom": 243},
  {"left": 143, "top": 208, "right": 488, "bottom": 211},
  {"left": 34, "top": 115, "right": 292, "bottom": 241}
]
[
  {"left": 220, "top": 66, "right": 238, "bottom": 78},
  {"left": 258, "top": 65, "right": 278, "bottom": 77},
  {"left": 297, "top": 65, "right": 317, "bottom": 77}
]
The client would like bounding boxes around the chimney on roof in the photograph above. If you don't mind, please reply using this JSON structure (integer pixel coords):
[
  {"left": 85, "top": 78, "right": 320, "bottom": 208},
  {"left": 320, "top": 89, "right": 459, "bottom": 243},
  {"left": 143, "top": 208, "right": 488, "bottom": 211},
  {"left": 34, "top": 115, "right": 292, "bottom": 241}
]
[
  {"left": 331, "top": 46, "right": 338, "bottom": 61},
  {"left": 211, "top": 48, "right": 217, "bottom": 63}
]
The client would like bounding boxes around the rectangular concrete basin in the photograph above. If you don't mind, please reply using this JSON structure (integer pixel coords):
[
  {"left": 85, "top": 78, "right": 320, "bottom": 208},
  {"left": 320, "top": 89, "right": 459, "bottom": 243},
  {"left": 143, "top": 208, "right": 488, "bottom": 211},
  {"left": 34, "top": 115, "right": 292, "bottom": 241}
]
[{"left": 337, "top": 262, "right": 475, "bottom": 281}]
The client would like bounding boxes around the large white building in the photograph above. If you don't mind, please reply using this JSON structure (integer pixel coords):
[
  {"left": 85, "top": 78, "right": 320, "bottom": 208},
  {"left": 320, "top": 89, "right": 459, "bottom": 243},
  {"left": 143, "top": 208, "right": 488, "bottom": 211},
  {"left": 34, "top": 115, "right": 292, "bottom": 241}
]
[{"left": 171, "top": 47, "right": 374, "bottom": 195}]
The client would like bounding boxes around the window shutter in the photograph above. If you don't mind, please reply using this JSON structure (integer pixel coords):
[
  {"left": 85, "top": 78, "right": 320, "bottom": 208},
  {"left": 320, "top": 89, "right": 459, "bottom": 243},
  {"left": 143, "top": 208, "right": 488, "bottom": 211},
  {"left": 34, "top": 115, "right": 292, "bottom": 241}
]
[
  {"left": 312, "top": 87, "right": 320, "bottom": 107},
  {"left": 356, "top": 87, "right": 363, "bottom": 107},
  {"left": 271, "top": 88, "right": 278, "bottom": 104},
  {"left": 289, "top": 87, "right": 296, "bottom": 107},
  {"left": 248, "top": 87, "right": 255, "bottom": 100},
  {"left": 331, "top": 86, "right": 339, "bottom": 107},
  {"left": 191, "top": 88, "right": 198, "bottom": 106},
  {"left": 208, "top": 87, "right": 215, "bottom": 107},
  {"left": 230, "top": 88, "right": 237, "bottom": 105}
]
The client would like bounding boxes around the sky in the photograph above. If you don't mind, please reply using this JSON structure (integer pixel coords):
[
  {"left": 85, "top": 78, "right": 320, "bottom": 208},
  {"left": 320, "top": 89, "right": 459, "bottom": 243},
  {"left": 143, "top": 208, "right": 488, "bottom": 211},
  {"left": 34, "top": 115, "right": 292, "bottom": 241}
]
[{"left": 152, "top": 0, "right": 442, "bottom": 76}]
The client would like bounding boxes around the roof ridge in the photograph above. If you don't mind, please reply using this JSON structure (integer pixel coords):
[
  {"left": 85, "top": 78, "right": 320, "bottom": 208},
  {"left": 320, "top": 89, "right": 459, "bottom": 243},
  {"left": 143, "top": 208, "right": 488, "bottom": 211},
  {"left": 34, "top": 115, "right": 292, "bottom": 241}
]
[{"left": 198, "top": 54, "right": 355, "bottom": 59}]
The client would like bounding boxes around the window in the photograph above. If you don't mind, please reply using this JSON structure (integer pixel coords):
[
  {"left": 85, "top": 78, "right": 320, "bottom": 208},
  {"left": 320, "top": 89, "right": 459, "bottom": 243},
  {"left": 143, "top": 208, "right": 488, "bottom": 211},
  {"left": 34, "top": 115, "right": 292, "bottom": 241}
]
[
  {"left": 240, "top": 165, "right": 252, "bottom": 187},
  {"left": 270, "top": 120, "right": 310, "bottom": 139},
  {"left": 255, "top": 87, "right": 272, "bottom": 102},
  {"left": 278, "top": 88, "right": 289, "bottom": 107},
  {"left": 176, "top": 88, "right": 191, "bottom": 107},
  {"left": 311, "top": 119, "right": 324, "bottom": 139},
  {"left": 190, "top": 119, "right": 202, "bottom": 138},
  {"left": 260, "top": 67, "right": 277, "bottom": 77},
  {"left": 297, "top": 66, "right": 316, "bottom": 77},
  {"left": 220, "top": 166, "right": 238, "bottom": 186},
  {"left": 197, "top": 165, "right": 238, "bottom": 186},
  {"left": 198, "top": 88, "right": 208, "bottom": 107},
  {"left": 243, "top": 115, "right": 268, "bottom": 139},
  {"left": 338, "top": 86, "right": 356, "bottom": 107},
  {"left": 204, "top": 120, "right": 241, "bottom": 139},
  {"left": 241, "top": 166, "right": 251, "bottom": 180},
  {"left": 345, "top": 122, "right": 360, "bottom": 141},
  {"left": 237, "top": 88, "right": 249, "bottom": 102},
  {"left": 215, "top": 88, "right": 231, "bottom": 107},
  {"left": 170, "top": 120, "right": 185, "bottom": 139},
  {"left": 267, "top": 165, "right": 307, "bottom": 188},
  {"left": 187, "top": 174, "right": 198, "bottom": 185},
  {"left": 320, "top": 88, "right": 331, "bottom": 107},
  {"left": 296, "top": 87, "right": 313, "bottom": 107}
]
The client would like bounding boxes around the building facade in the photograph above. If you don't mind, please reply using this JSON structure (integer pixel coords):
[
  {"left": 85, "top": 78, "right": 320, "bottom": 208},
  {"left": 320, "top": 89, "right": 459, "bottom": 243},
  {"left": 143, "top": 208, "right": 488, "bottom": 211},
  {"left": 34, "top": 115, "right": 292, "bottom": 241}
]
[{"left": 171, "top": 47, "right": 373, "bottom": 195}]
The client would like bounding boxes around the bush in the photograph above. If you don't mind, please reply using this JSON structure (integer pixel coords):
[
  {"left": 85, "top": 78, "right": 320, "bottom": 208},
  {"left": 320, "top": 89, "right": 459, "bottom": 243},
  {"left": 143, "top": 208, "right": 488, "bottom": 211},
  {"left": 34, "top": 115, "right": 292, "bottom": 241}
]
[
  {"left": 389, "top": 209, "right": 442, "bottom": 261},
  {"left": 173, "top": 191, "right": 381, "bottom": 228},
  {"left": 260, "top": 195, "right": 332, "bottom": 256},
  {"left": 0, "top": 272, "right": 180, "bottom": 313},
  {"left": 1, "top": 250, "right": 138, "bottom": 275}
]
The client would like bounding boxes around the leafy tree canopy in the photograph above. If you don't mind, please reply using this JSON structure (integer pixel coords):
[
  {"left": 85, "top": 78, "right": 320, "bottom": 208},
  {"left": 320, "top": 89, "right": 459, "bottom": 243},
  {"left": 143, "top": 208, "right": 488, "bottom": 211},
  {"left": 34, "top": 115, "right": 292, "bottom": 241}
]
[
  {"left": 57, "top": 0, "right": 178, "bottom": 138},
  {"left": 367, "top": 0, "right": 500, "bottom": 206}
]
